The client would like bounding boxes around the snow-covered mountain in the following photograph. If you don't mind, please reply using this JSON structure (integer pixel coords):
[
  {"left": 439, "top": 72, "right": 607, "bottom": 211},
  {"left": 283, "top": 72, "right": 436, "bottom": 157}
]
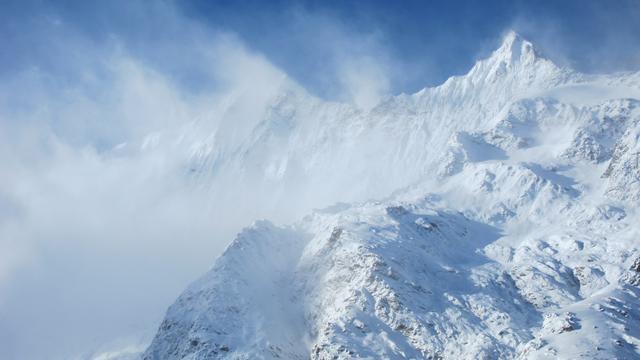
[{"left": 142, "top": 32, "right": 640, "bottom": 359}]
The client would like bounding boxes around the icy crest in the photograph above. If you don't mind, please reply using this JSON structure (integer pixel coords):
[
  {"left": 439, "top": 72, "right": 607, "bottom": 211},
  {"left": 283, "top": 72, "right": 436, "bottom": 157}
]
[{"left": 493, "top": 31, "right": 539, "bottom": 64}]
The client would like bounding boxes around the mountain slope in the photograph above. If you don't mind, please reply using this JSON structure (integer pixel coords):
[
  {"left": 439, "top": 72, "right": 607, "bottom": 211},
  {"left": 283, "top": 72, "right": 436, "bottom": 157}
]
[{"left": 143, "top": 32, "right": 640, "bottom": 359}]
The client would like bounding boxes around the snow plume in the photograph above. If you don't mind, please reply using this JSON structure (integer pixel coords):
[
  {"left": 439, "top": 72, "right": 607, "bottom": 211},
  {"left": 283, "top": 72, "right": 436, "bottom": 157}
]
[
  {"left": 338, "top": 55, "right": 390, "bottom": 110},
  {"left": 284, "top": 11, "right": 393, "bottom": 109}
]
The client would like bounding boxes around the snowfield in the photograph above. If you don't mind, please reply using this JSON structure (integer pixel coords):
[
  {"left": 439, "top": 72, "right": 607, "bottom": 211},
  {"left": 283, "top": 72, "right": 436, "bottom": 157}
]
[{"left": 141, "top": 32, "right": 640, "bottom": 359}]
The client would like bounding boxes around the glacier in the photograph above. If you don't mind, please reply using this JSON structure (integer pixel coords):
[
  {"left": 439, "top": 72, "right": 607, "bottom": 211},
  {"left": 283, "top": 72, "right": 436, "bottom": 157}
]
[{"left": 140, "top": 31, "right": 640, "bottom": 359}]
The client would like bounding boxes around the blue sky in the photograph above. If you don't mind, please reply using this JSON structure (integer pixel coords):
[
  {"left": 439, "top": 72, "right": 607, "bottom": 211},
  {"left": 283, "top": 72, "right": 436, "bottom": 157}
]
[{"left": 2, "top": 0, "right": 640, "bottom": 98}]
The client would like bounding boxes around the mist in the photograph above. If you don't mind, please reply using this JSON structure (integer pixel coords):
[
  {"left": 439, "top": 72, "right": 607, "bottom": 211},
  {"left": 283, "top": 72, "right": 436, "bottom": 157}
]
[{"left": 0, "top": 2, "right": 401, "bottom": 358}]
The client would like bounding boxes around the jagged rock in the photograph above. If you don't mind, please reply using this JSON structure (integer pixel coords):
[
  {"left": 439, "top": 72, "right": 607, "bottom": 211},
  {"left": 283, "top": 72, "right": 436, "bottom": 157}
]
[{"left": 542, "top": 312, "right": 580, "bottom": 334}]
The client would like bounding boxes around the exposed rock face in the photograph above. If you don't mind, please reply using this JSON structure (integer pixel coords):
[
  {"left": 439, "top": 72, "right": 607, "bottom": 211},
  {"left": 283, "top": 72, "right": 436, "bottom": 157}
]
[
  {"left": 624, "top": 256, "right": 640, "bottom": 286},
  {"left": 603, "top": 122, "right": 640, "bottom": 201},
  {"left": 143, "top": 32, "right": 640, "bottom": 359}
]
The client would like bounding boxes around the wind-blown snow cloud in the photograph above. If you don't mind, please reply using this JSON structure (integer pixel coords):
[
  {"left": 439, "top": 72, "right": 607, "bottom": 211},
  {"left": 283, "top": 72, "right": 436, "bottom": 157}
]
[
  {"left": 281, "top": 11, "right": 393, "bottom": 109},
  {"left": 0, "top": 9, "right": 287, "bottom": 360},
  {"left": 0, "top": 1, "right": 402, "bottom": 358}
]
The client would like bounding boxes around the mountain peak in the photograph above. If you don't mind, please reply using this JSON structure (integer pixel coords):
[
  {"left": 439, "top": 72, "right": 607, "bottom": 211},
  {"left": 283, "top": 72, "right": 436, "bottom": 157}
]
[
  {"left": 456, "top": 30, "right": 558, "bottom": 85},
  {"left": 503, "top": 30, "right": 523, "bottom": 47},
  {"left": 492, "top": 30, "right": 539, "bottom": 65}
]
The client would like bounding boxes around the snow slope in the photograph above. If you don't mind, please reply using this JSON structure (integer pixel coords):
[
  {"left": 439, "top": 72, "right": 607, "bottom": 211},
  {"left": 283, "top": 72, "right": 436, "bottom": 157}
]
[{"left": 143, "top": 32, "right": 640, "bottom": 359}]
